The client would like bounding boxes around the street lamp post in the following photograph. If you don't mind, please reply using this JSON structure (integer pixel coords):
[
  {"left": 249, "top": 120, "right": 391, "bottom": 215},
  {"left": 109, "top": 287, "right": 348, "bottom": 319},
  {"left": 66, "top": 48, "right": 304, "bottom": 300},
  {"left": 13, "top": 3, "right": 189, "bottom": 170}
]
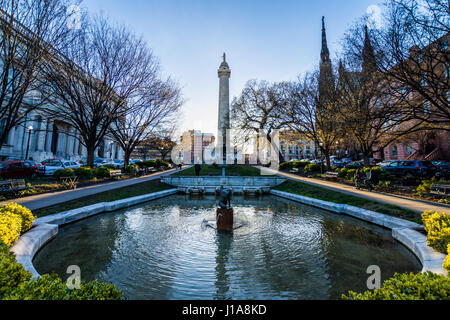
[
  {"left": 109, "top": 141, "right": 114, "bottom": 160},
  {"left": 25, "top": 126, "right": 33, "bottom": 160},
  {"left": 319, "top": 142, "right": 324, "bottom": 174}
]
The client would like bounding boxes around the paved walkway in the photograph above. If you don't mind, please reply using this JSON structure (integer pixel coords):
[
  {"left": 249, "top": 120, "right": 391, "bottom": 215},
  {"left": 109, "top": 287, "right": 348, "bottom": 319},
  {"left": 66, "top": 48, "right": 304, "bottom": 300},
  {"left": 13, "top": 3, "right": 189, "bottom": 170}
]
[
  {"left": 261, "top": 167, "right": 450, "bottom": 214},
  {"left": 1, "top": 168, "right": 183, "bottom": 211}
]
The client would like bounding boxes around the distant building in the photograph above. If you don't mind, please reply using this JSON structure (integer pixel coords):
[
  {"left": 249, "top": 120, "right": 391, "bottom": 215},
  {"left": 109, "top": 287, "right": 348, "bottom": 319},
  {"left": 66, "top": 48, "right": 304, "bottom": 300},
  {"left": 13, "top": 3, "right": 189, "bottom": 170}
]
[
  {"left": 179, "top": 130, "right": 215, "bottom": 164},
  {"left": 0, "top": 12, "right": 123, "bottom": 163},
  {"left": 279, "top": 131, "right": 316, "bottom": 161}
]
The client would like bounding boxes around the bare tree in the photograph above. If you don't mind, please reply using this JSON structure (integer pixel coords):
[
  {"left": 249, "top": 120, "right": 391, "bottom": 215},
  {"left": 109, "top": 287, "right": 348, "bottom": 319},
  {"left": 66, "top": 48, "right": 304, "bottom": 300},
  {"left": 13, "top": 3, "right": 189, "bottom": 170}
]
[
  {"left": 42, "top": 15, "right": 158, "bottom": 167},
  {"left": 0, "top": 0, "right": 77, "bottom": 150},
  {"left": 285, "top": 72, "right": 343, "bottom": 169},
  {"left": 231, "top": 80, "right": 291, "bottom": 164},
  {"left": 146, "top": 126, "right": 178, "bottom": 161},
  {"left": 110, "top": 78, "right": 182, "bottom": 167},
  {"left": 375, "top": 0, "right": 449, "bottom": 127}
]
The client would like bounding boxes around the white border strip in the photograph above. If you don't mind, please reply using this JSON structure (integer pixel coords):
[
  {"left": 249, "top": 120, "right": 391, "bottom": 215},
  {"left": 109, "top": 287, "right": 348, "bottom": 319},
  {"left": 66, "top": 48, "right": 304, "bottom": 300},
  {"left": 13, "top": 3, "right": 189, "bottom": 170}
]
[
  {"left": 10, "top": 189, "right": 177, "bottom": 278},
  {"left": 271, "top": 190, "right": 447, "bottom": 275}
]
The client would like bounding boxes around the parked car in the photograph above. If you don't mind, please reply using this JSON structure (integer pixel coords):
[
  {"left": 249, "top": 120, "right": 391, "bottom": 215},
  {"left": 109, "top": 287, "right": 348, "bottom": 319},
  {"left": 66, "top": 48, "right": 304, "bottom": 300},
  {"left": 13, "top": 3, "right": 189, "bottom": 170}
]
[
  {"left": 39, "top": 159, "right": 81, "bottom": 176},
  {"left": 0, "top": 161, "right": 39, "bottom": 179},
  {"left": 345, "top": 161, "right": 364, "bottom": 169},
  {"left": 377, "top": 160, "right": 395, "bottom": 167},
  {"left": 379, "top": 160, "right": 437, "bottom": 178},
  {"left": 331, "top": 160, "right": 345, "bottom": 168},
  {"left": 114, "top": 160, "right": 124, "bottom": 169},
  {"left": 432, "top": 161, "right": 450, "bottom": 179},
  {"left": 340, "top": 158, "right": 353, "bottom": 164}
]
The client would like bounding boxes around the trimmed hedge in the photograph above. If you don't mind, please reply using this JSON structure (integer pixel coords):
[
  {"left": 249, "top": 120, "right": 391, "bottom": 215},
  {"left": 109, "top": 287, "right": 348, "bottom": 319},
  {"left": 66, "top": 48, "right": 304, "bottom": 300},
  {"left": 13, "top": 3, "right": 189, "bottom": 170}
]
[
  {"left": 0, "top": 245, "right": 32, "bottom": 299},
  {"left": 0, "top": 213, "right": 21, "bottom": 248},
  {"left": 342, "top": 272, "right": 450, "bottom": 300},
  {"left": 304, "top": 163, "right": 321, "bottom": 174},
  {"left": 75, "top": 167, "right": 95, "bottom": 180},
  {"left": 125, "top": 165, "right": 138, "bottom": 174},
  {"left": 338, "top": 167, "right": 390, "bottom": 182},
  {"left": 53, "top": 169, "right": 75, "bottom": 179},
  {"left": 0, "top": 245, "right": 122, "bottom": 300},
  {"left": 0, "top": 203, "right": 35, "bottom": 234},
  {"left": 94, "top": 167, "right": 111, "bottom": 179},
  {"left": 422, "top": 210, "right": 450, "bottom": 254},
  {"left": 444, "top": 244, "right": 450, "bottom": 276},
  {"left": 4, "top": 274, "right": 122, "bottom": 300},
  {"left": 279, "top": 161, "right": 310, "bottom": 171},
  {"left": 139, "top": 160, "right": 170, "bottom": 169}
]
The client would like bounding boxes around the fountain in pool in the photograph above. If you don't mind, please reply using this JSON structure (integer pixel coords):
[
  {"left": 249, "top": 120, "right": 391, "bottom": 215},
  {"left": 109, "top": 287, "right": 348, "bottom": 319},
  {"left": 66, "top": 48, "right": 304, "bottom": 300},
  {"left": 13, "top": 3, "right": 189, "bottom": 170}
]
[{"left": 33, "top": 194, "right": 422, "bottom": 300}]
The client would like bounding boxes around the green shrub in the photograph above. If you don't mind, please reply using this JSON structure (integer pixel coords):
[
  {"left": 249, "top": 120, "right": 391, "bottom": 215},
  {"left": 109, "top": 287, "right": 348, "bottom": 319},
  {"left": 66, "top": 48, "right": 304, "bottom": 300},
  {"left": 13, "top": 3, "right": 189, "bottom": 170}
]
[
  {"left": 342, "top": 272, "right": 450, "bottom": 300},
  {"left": 416, "top": 179, "right": 436, "bottom": 196},
  {"left": 102, "top": 164, "right": 116, "bottom": 170},
  {"left": 74, "top": 167, "right": 94, "bottom": 180},
  {"left": 0, "top": 203, "right": 35, "bottom": 234},
  {"left": 422, "top": 210, "right": 450, "bottom": 254},
  {"left": 125, "top": 165, "right": 137, "bottom": 174},
  {"left": 361, "top": 166, "right": 391, "bottom": 182},
  {"left": 94, "top": 167, "right": 111, "bottom": 179},
  {"left": 304, "top": 163, "right": 321, "bottom": 174},
  {"left": 53, "top": 169, "right": 75, "bottom": 179},
  {"left": 0, "top": 211, "right": 22, "bottom": 247},
  {"left": 444, "top": 244, "right": 450, "bottom": 276},
  {"left": 294, "top": 161, "right": 310, "bottom": 169},
  {"left": 279, "top": 162, "right": 294, "bottom": 171},
  {"left": 4, "top": 273, "right": 122, "bottom": 300},
  {"left": 338, "top": 168, "right": 348, "bottom": 179},
  {"left": 0, "top": 244, "right": 32, "bottom": 299}
]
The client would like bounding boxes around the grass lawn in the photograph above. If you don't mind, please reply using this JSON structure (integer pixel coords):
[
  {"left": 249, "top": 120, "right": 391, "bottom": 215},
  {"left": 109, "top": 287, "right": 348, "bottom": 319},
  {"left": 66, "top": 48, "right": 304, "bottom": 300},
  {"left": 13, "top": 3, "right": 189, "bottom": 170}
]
[
  {"left": 33, "top": 180, "right": 173, "bottom": 218},
  {"left": 173, "top": 165, "right": 271, "bottom": 177},
  {"left": 274, "top": 180, "right": 422, "bottom": 224}
]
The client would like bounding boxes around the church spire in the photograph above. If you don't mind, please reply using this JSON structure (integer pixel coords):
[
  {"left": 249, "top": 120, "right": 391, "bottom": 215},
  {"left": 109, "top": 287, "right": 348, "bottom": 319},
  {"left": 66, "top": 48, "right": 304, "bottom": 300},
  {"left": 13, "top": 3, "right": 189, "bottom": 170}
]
[
  {"left": 362, "top": 25, "right": 376, "bottom": 74},
  {"left": 321, "top": 16, "right": 330, "bottom": 63}
]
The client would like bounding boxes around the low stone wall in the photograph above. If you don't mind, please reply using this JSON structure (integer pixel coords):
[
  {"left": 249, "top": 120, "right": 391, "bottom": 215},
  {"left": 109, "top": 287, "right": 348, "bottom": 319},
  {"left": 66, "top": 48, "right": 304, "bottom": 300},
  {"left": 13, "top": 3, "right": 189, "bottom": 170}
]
[
  {"left": 10, "top": 189, "right": 177, "bottom": 278},
  {"left": 161, "top": 176, "right": 286, "bottom": 194},
  {"left": 271, "top": 190, "right": 447, "bottom": 275}
]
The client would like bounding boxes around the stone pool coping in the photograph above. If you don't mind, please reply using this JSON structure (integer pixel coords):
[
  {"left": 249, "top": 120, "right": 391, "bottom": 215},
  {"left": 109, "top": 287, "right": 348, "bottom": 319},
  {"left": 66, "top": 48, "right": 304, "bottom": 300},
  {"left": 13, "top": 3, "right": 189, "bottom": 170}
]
[
  {"left": 10, "top": 189, "right": 178, "bottom": 278},
  {"left": 9, "top": 188, "right": 447, "bottom": 278},
  {"left": 271, "top": 190, "right": 447, "bottom": 275}
]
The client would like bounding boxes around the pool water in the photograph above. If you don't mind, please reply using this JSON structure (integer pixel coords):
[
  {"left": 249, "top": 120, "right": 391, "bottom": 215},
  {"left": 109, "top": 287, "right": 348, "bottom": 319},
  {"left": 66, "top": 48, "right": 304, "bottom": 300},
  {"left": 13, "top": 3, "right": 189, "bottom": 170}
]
[{"left": 34, "top": 195, "right": 422, "bottom": 300}]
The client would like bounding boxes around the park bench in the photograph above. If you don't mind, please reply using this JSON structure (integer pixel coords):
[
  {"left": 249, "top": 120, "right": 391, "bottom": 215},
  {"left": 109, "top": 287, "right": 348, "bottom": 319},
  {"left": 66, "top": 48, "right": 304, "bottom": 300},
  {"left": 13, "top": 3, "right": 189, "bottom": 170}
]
[
  {"left": 60, "top": 176, "right": 78, "bottom": 190},
  {"left": 430, "top": 184, "right": 450, "bottom": 197},
  {"left": 324, "top": 171, "right": 339, "bottom": 179},
  {"left": 0, "top": 179, "right": 29, "bottom": 196},
  {"left": 109, "top": 170, "right": 124, "bottom": 179},
  {"left": 289, "top": 168, "right": 299, "bottom": 174}
]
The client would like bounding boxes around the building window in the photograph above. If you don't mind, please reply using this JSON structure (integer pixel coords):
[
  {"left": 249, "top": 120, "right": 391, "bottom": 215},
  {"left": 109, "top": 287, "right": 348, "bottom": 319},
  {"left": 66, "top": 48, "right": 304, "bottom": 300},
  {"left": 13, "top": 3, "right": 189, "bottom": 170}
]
[
  {"left": 441, "top": 40, "right": 448, "bottom": 52},
  {"left": 391, "top": 145, "right": 398, "bottom": 158},
  {"left": 423, "top": 101, "right": 431, "bottom": 115},
  {"left": 405, "top": 145, "right": 414, "bottom": 155}
]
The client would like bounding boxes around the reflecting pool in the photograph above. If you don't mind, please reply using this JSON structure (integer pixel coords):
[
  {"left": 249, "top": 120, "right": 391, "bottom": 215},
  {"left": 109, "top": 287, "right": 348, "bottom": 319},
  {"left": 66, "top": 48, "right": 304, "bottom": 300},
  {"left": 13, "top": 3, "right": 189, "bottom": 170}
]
[{"left": 34, "top": 195, "right": 421, "bottom": 300}]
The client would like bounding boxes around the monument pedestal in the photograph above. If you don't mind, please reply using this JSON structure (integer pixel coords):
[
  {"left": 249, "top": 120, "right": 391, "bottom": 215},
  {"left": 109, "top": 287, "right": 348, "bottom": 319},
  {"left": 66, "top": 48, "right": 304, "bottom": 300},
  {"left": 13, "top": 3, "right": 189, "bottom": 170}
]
[{"left": 216, "top": 208, "right": 234, "bottom": 232}]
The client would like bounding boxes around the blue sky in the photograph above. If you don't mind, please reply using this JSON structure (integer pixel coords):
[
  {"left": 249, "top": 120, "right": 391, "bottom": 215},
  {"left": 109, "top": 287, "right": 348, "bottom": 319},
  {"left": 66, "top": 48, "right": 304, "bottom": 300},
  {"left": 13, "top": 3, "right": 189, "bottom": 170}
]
[{"left": 82, "top": 0, "right": 384, "bottom": 137}]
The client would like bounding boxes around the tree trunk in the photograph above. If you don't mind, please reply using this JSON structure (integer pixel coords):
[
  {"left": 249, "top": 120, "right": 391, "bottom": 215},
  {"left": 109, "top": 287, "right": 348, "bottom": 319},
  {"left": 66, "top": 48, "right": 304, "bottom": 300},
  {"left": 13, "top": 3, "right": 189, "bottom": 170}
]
[
  {"left": 363, "top": 154, "right": 371, "bottom": 167},
  {"left": 325, "top": 153, "right": 331, "bottom": 171},
  {"left": 124, "top": 150, "right": 131, "bottom": 168},
  {"left": 86, "top": 142, "right": 96, "bottom": 168}
]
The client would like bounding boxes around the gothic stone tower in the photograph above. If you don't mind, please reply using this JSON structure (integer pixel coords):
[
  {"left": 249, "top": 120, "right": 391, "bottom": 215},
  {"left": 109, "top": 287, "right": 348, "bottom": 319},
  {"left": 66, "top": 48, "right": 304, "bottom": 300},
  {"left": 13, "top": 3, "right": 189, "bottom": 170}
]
[
  {"left": 218, "top": 53, "right": 231, "bottom": 165},
  {"left": 319, "top": 16, "right": 335, "bottom": 104}
]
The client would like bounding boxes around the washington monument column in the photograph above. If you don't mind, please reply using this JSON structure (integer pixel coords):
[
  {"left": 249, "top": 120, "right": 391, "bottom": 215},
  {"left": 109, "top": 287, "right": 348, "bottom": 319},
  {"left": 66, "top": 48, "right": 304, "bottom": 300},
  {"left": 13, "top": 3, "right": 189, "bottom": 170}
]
[{"left": 217, "top": 53, "right": 231, "bottom": 166}]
